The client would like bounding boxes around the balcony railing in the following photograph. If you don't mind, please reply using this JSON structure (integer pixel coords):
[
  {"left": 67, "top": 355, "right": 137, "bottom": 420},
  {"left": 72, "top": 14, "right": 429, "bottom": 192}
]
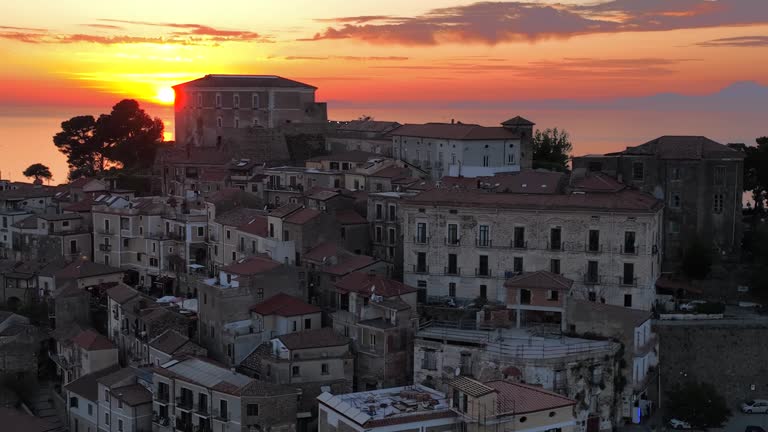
[
  {"left": 444, "top": 237, "right": 461, "bottom": 247},
  {"left": 175, "top": 419, "right": 193, "bottom": 432},
  {"left": 510, "top": 240, "right": 527, "bottom": 249},
  {"left": 621, "top": 244, "right": 640, "bottom": 255},
  {"left": 474, "top": 268, "right": 492, "bottom": 277},
  {"left": 156, "top": 392, "right": 170, "bottom": 404},
  {"left": 195, "top": 403, "right": 210, "bottom": 416},
  {"left": 413, "top": 235, "right": 429, "bottom": 245},
  {"left": 152, "top": 415, "right": 170, "bottom": 427},
  {"left": 99, "top": 244, "right": 112, "bottom": 252},
  {"left": 583, "top": 274, "right": 601, "bottom": 285},
  {"left": 194, "top": 424, "right": 213, "bottom": 432},
  {"left": 421, "top": 358, "right": 438, "bottom": 371},
  {"left": 176, "top": 397, "right": 194, "bottom": 411},
  {"left": 619, "top": 277, "right": 639, "bottom": 287},
  {"left": 212, "top": 409, "right": 229, "bottom": 422},
  {"left": 412, "top": 264, "right": 429, "bottom": 274},
  {"left": 97, "top": 227, "right": 115, "bottom": 235},
  {"left": 547, "top": 241, "right": 562, "bottom": 251},
  {"left": 444, "top": 266, "right": 461, "bottom": 276},
  {"left": 585, "top": 244, "right": 603, "bottom": 253},
  {"left": 475, "top": 238, "right": 492, "bottom": 248}
]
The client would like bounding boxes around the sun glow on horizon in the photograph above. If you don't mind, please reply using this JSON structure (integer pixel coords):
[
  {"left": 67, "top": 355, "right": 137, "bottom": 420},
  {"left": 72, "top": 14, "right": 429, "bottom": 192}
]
[{"left": 156, "top": 87, "right": 175, "bottom": 105}]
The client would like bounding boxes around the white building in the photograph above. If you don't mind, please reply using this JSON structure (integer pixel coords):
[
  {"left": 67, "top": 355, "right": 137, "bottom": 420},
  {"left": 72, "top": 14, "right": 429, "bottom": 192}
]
[
  {"left": 401, "top": 173, "right": 663, "bottom": 310},
  {"left": 390, "top": 116, "right": 534, "bottom": 179}
]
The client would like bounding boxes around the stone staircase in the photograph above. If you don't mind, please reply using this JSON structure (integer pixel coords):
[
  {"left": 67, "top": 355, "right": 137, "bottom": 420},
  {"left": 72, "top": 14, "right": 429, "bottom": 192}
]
[{"left": 28, "top": 382, "right": 67, "bottom": 432}]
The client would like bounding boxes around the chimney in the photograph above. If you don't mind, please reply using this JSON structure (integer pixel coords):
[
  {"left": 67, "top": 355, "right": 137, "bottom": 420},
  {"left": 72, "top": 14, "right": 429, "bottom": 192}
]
[{"left": 451, "top": 119, "right": 455, "bottom": 124}]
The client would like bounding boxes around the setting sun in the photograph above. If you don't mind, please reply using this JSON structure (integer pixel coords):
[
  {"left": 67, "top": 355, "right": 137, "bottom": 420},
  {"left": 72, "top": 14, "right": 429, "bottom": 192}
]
[{"left": 156, "top": 87, "right": 175, "bottom": 104}]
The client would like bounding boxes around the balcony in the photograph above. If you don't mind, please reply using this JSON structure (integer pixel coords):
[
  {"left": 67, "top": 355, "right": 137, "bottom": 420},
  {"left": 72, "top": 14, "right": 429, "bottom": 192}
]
[
  {"left": 621, "top": 244, "right": 640, "bottom": 255},
  {"left": 212, "top": 409, "right": 229, "bottom": 422},
  {"left": 97, "top": 227, "right": 115, "bottom": 235},
  {"left": 194, "top": 425, "right": 212, "bottom": 432},
  {"left": 99, "top": 244, "right": 112, "bottom": 252},
  {"left": 583, "top": 274, "right": 601, "bottom": 285},
  {"left": 475, "top": 238, "right": 492, "bottom": 248},
  {"left": 510, "top": 240, "right": 527, "bottom": 250},
  {"left": 444, "top": 237, "right": 461, "bottom": 247},
  {"left": 444, "top": 266, "right": 461, "bottom": 276},
  {"left": 619, "top": 277, "right": 639, "bottom": 287},
  {"left": 547, "top": 241, "right": 563, "bottom": 252},
  {"left": 156, "top": 392, "right": 170, "bottom": 404},
  {"left": 195, "top": 403, "right": 210, "bottom": 417},
  {"left": 585, "top": 244, "right": 603, "bottom": 253},
  {"left": 175, "top": 419, "right": 193, "bottom": 432},
  {"left": 412, "top": 264, "right": 429, "bottom": 274},
  {"left": 152, "top": 414, "right": 170, "bottom": 427},
  {"left": 474, "top": 268, "right": 492, "bottom": 278},
  {"left": 176, "top": 397, "right": 194, "bottom": 411},
  {"left": 413, "top": 235, "right": 430, "bottom": 245}
]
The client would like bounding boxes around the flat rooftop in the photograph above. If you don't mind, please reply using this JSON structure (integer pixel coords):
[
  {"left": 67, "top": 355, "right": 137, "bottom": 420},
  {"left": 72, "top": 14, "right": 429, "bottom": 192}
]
[
  {"left": 417, "top": 325, "right": 618, "bottom": 360},
  {"left": 318, "top": 384, "right": 454, "bottom": 427}
]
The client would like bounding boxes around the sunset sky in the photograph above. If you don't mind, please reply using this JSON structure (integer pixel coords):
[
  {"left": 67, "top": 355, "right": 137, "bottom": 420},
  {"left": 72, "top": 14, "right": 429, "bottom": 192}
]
[{"left": 1, "top": 0, "right": 767, "bottom": 182}]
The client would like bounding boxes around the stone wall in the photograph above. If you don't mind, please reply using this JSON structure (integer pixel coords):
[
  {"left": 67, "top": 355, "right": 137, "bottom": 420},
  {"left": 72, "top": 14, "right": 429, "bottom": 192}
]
[{"left": 656, "top": 321, "right": 768, "bottom": 408}]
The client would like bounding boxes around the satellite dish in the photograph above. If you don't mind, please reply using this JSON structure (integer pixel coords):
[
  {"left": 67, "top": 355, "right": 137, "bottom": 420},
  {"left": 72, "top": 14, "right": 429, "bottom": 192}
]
[{"left": 454, "top": 367, "right": 461, "bottom": 377}]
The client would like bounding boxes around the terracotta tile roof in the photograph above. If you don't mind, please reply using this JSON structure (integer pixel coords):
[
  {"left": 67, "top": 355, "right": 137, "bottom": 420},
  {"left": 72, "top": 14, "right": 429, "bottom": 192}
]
[
  {"left": 269, "top": 202, "right": 303, "bottom": 218},
  {"left": 215, "top": 207, "right": 265, "bottom": 226},
  {"left": 484, "top": 380, "right": 576, "bottom": 415},
  {"left": 307, "top": 189, "right": 341, "bottom": 201},
  {"left": 239, "top": 379, "right": 301, "bottom": 397},
  {"left": 11, "top": 215, "right": 37, "bottom": 229},
  {"left": 284, "top": 208, "right": 322, "bottom": 225},
  {"left": 39, "top": 213, "right": 81, "bottom": 221},
  {"left": 501, "top": 116, "right": 535, "bottom": 126},
  {"left": 149, "top": 329, "right": 190, "bottom": 355},
  {"left": 277, "top": 327, "right": 349, "bottom": 350},
  {"left": 504, "top": 271, "right": 573, "bottom": 291},
  {"left": 335, "top": 272, "right": 417, "bottom": 298},
  {"left": 174, "top": 74, "right": 316, "bottom": 90},
  {"left": 0, "top": 408, "right": 58, "bottom": 432},
  {"left": 406, "top": 187, "right": 662, "bottom": 213},
  {"left": 222, "top": 255, "right": 281, "bottom": 276},
  {"left": 64, "top": 365, "right": 121, "bottom": 401},
  {"left": 572, "top": 173, "right": 625, "bottom": 192},
  {"left": 366, "top": 410, "right": 456, "bottom": 428},
  {"left": 55, "top": 259, "right": 124, "bottom": 280},
  {"left": 338, "top": 120, "right": 401, "bottom": 133},
  {"left": 370, "top": 165, "right": 412, "bottom": 179},
  {"left": 250, "top": 293, "right": 320, "bottom": 317},
  {"left": 106, "top": 283, "right": 140, "bottom": 305},
  {"left": 237, "top": 215, "right": 268, "bottom": 236},
  {"left": 623, "top": 135, "right": 745, "bottom": 160},
  {"left": 200, "top": 168, "right": 230, "bottom": 182},
  {"left": 334, "top": 209, "right": 367, "bottom": 225},
  {"left": 440, "top": 170, "right": 565, "bottom": 194},
  {"left": 62, "top": 197, "right": 96, "bottom": 212},
  {"left": 308, "top": 150, "right": 381, "bottom": 163},
  {"left": 97, "top": 367, "right": 138, "bottom": 387},
  {"left": 110, "top": 384, "right": 152, "bottom": 406},
  {"left": 390, "top": 123, "right": 520, "bottom": 140},
  {"left": 323, "top": 255, "right": 378, "bottom": 276},
  {"left": 303, "top": 241, "right": 341, "bottom": 263},
  {"left": 72, "top": 329, "right": 115, "bottom": 351}
]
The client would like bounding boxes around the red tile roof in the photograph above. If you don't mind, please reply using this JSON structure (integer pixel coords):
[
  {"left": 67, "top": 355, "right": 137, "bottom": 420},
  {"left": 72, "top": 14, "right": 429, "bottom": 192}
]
[
  {"left": 572, "top": 173, "right": 625, "bottom": 192},
  {"left": 335, "top": 272, "right": 417, "bottom": 298},
  {"left": 390, "top": 123, "right": 520, "bottom": 140},
  {"left": 56, "top": 259, "right": 124, "bottom": 279},
  {"left": 370, "top": 165, "right": 412, "bottom": 179},
  {"left": 504, "top": 271, "right": 573, "bottom": 291},
  {"left": 222, "top": 255, "right": 281, "bottom": 276},
  {"left": 175, "top": 74, "right": 316, "bottom": 90},
  {"left": 483, "top": 380, "right": 576, "bottom": 415},
  {"left": 72, "top": 329, "right": 115, "bottom": 351},
  {"left": 441, "top": 171, "right": 565, "bottom": 194},
  {"left": 62, "top": 197, "right": 96, "bottom": 212},
  {"left": 303, "top": 241, "right": 341, "bottom": 263},
  {"left": 200, "top": 168, "right": 230, "bottom": 182},
  {"left": 323, "top": 255, "right": 378, "bottom": 276},
  {"left": 406, "top": 187, "right": 662, "bottom": 213},
  {"left": 501, "top": 116, "right": 535, "bottom": 126},
  {"left": 284, "top": 208, "right": 322, "bottom": 225},
  {"left": 237, "top": 215, "right": 268, "bottom": 237},
  {"left": 308, "top": 150, "right": 381, "bottom": 163},
  {"left": 623, "top": 135, "right": 745, "bottom": 160},
  {"left": 269, "top": 203, "right": 303, "bottom": 218},
  {"left": 277, "top": 327, "right": 349, "bottom": 350},
  {"left": 68, "top": 177, "right": 94, "bottom": 188},
  {"left": 250, "top": 293, "right": 320, "bottom": 317},
  {"left": 334, "top": 209, "right": 367, "bottom": 225}
]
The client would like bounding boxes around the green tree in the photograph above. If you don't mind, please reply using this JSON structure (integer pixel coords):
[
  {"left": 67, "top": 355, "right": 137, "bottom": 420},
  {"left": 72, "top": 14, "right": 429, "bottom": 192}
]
[
  {"left": 666, "top": 381, "right": 730, "bottom": 428},
  {"left": 53, "top": 100, "right": 164, "bottom": 180},
  {"left": 22, "top": 163, "right": 53, "bottom": 182},
  {"left": 741, "top": 136, "right": 768, "bottom": 211},
  {"left": 746, "top": 224, "right": 768, "bottom": 301},
  {"left": 681, "top": 237, "right": 713, "bottom": 280},
  {"left": 53, "top": 115, "right": 106, "bottom": 180},
  {"left": 532, "top": 128, "right": 573, "bottom": 172}
]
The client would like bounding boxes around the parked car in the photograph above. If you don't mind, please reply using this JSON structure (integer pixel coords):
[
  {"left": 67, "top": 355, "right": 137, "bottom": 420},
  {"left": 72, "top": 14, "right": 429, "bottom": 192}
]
[
  {"left": 679, "top": 300, "right": 706, "bottom": 312},
  {"left": 741, "top": 399, "right": 768, "bottom": 413},
  {"left": 669, "top": 418, "right": 692, "bottom": 429},
  {"left": 745, "top": 426, "right": 766, "bottom": 432}
]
